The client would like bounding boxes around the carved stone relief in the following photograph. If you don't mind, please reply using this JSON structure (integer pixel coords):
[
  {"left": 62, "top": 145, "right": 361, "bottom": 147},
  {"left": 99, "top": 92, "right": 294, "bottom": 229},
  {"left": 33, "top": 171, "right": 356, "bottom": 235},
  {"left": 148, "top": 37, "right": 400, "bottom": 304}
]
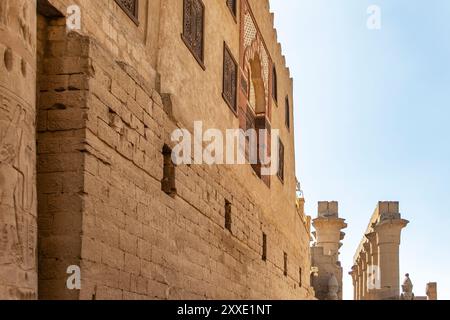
[{"left": 0, "top": 0, "right": 37, "bottom": 300}]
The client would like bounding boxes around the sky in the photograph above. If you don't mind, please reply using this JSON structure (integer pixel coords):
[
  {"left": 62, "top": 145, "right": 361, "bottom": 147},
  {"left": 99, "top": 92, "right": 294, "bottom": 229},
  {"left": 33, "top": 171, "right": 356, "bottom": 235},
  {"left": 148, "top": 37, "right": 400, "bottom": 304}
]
[{"left": 270, "top": 0, "right": 450, "bottom": 300}]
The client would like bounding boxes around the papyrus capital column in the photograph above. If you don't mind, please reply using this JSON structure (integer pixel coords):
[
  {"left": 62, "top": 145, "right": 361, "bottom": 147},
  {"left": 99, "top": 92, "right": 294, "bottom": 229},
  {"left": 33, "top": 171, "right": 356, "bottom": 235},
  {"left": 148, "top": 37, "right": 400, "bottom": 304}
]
[
  {"left": 426, "top": 282, "right": 437, "bottom": 300},
  {"left": 350, "top": 202, "right": 408, "bottom": 300},
  {"left": 365, "top": 232, "right": 378, "bottom": 299},
  {"left": 349, "top": 265, "right": 358, "bottom": 300},
  {"left": 356, "top": 257, "right": 363, "bottom": 300},
  {"left": 311, "top": 202, "right": 347, "bottom": 300},
  {"left": 361, "top": 243, "right": 371, "bottom": 300},
  {"left": 313, "top": 201, "right": 347, "bottom": 261},
  {"left": 375, "top": 218, "right": 409, "bottom": 300}
]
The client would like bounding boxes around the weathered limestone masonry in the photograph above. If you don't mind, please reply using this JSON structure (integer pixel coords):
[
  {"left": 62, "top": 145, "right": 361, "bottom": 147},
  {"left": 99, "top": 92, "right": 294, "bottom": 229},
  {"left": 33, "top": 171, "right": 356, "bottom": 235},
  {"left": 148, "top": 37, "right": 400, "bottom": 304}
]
[
  {"left": 1, "top": 0, "right": 314, "bottom": 300},
  {"left": 349, "top": 202, "right": 408, "bottom": 300},
  {"left": 0, "top": 0, "right": 38, "bottom": 299},
  {"left": 310, "top": 202, "right": 347, "bottom": 300},
  {"left": 36, "top": 9, "right": 89, "bottom": 299}
]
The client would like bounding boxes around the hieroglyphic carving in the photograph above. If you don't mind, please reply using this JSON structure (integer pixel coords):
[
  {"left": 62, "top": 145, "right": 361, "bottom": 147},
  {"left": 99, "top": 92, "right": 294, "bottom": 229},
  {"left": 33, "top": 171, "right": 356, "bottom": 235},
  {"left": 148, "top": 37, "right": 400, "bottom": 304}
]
[
  {"left": 0, "top": 86, "right": 37, "bottom": 299},
  {"left": 19, "top": 0, "right": 33, "bottom": 51},
  {"left": 0, "top": 1, "right": 9, "bottom": 26},
  {"left": 0, "top": 86, "right": 37, "bottom": 296},
  {"left": 0, "top": 0, "right": 36, "bottom": 300},
  {"left": 0, "top": 0, "right": 34, "bottom": 52}
]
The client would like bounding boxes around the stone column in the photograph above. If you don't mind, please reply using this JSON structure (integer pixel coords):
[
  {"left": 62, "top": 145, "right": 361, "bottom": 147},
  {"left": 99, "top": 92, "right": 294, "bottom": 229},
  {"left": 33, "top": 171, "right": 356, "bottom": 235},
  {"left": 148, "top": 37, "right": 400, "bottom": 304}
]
[
  {"left": 375, "top": 218, "right": 408, "bottom": 300},
  {"left": 357, "top": 257, "right": 363, "bottom": 300},
  {"left": 366, "top": 232, "right": 379, "bottom": 300},
  {"left": 313, "top": 202, "right": 347, "bottom": 261},
  {"left": 0, "top": 0, "right": 37, "bottom": 299},
  {"left": 355, "top": 267, "right": 360, "bottom": 300},
  {"left": 426, "top": 282, "right": 437, "bottom": 300},
  {"left": 349, "top": 265, "right": 358, "bottom": 300},
  {"left": 361, "top": 244, "right": 370, "bottom": 300},
  {"left": 311, "top": 202, "right": 347, "bottom": 300}
]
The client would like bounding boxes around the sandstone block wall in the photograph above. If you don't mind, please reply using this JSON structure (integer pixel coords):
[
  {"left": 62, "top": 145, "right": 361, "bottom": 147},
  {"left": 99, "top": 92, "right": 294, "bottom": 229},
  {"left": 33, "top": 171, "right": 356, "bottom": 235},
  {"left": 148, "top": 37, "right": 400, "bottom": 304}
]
[
  {"left": 36, "top": 12, "right": 90, "bottom": 299},
  {"left": 75, "top": 32, "right": 311, "bottom": 300},
  {"left": 1, "top": 0, "right": 314, "bottom": 300},
  {"left": 34, "top": 16, "right": 312, "bottom": 299}
]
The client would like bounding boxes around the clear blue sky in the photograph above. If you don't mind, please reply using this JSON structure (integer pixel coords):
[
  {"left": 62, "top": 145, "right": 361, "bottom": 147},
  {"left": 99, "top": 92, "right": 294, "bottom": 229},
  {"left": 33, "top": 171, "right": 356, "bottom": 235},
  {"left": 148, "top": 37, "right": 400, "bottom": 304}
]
[{"left": 270, "top": 0, "right": 450, "bottom": 300}]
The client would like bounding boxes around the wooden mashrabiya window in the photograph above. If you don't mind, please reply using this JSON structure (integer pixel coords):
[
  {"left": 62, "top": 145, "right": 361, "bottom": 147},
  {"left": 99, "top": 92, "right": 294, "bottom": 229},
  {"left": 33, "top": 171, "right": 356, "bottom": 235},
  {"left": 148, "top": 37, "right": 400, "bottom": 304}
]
[
  {"left": 115, "top": 0, "right": 139, "bottom": 25},
  {"left": 222, "top": 43, "right": 238, "bottom": 113},
  {"left": 226, "top": 0, "right": 237, "bottom": 18},
  {"left": 182, "top": 0, "right": 205, "bottom": 69}
]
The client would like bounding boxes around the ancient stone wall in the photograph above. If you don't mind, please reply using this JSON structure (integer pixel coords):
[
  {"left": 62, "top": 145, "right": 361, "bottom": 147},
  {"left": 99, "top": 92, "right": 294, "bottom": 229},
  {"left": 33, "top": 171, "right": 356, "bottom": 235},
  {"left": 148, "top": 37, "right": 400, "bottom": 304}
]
[
  {"left": 72, "top": 33, "right": 312, "bottom": 299},
  {"left": 0, "top": 0, "right": 37, "bottom": 300},
  {"left": 36, "top": 11, "right": 90, "bottom": 299},
  {"left": 0, "top": 0, "right": 314, "bottom": 300}
]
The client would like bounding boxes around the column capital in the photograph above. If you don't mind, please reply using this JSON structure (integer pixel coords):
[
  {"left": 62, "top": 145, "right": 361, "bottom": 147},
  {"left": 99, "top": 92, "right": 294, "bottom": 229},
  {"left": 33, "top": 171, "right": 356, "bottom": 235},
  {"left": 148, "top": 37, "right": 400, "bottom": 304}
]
[
  {"left": 362, "top": 241, "right": 371, "bottom": 253},
  {"left": 349, "top": 265, "right": 358, "bottom": 280},
  {"left": 365, "top": 231, "right": 377, "bottom": 244},
  {"left": 374, "top": 218, "right": 409, "bottom": 245}
]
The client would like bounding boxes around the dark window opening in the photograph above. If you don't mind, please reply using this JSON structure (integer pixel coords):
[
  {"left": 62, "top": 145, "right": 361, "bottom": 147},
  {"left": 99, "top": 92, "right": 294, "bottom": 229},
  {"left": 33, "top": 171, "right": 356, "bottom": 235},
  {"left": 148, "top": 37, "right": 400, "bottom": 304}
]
[
  {"left": 162, "top": 145, "right": 176, "bottom": 197},
  {"left": 225, "top": 200, "right": 232, "bottom": 233},
  {"left": 182, "top": 0, "right": 205, "bottom": 69},
  {"left": 284, "top": 252, "right": 288, "bottom": 277},
  {"left": 299, "top": 267, "right": 303, "bottom": 287},
  {"left": 277, "top": 138, "right": 285, "bottom": 182},
  {"left": 285, "top": 96, "right": 290, "bottom": 129},
  {"left": 272, "top": 66, "right": 278, "bottom": 102},
  {"left": 262, "top": 233, "right": 267, "bottom": 261}
]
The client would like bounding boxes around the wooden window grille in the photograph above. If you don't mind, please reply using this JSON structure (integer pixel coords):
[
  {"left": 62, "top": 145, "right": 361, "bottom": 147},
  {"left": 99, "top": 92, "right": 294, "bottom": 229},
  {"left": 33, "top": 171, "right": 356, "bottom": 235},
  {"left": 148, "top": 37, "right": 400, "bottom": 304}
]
[
  {"left": 115, "top": 0, "right": 139, "bottom": 25},
  {"left": 182, "top": 0, "right": 205, "bottom": 68},
  {"left": 222, "top": 43, "right": 238, "bottom": 113}
]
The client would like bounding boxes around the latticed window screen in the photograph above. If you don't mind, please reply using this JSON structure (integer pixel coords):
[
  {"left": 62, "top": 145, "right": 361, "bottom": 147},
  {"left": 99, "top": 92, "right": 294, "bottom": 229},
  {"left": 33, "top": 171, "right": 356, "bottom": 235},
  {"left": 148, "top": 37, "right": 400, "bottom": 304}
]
[
  {"left": 183, "top": 0, "right": 205, "bottom": 65},
  {"left": 278, "top": 138, "right": 285, "bottom": 182},
  {"left": 226, "top": 0, "right": 237, "bottom": 17},
  {"left": 222, "top": 44, "right": 238, "bottom": 112},
  {"left": 115, "top": 0, "right": 139, "bottom": 24}
]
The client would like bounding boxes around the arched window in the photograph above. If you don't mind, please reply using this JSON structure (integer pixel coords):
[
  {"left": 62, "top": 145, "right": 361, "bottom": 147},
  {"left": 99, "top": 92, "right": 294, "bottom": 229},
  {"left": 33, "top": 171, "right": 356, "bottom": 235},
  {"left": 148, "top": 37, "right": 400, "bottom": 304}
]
[
  {"left": 272, "top": 66, "right": 278, "bottom": 102},
  {"left": 247, "top": 57, "right": 269, "bottom": 180},
  {"left": 249, "top": 56, "right": 266, "bottom": 114}
]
